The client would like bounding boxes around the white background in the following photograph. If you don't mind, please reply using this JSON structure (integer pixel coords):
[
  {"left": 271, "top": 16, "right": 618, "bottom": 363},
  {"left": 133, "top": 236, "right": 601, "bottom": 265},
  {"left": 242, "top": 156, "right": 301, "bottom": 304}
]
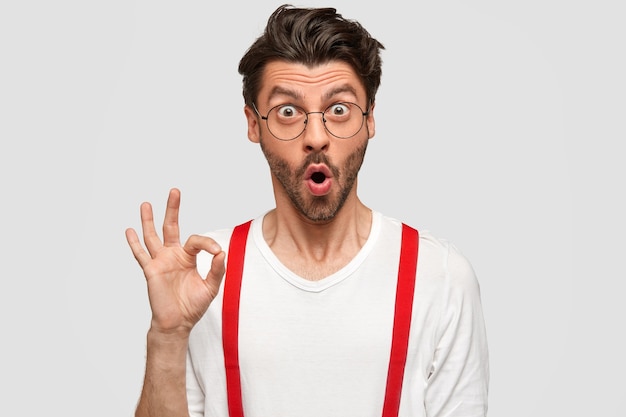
[{"left": 1, "top": 0, "right": 624, "bottom": 415}]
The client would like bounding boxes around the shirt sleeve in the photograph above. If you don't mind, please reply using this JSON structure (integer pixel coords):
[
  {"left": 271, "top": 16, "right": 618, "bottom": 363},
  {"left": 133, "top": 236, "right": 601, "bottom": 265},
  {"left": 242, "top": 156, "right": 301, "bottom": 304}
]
[
  {"left": 187, "top": 350, "right": 205, "bottom": 417},
  {"left": 424, "top": 243, "right": 489, "bottom": 417}
]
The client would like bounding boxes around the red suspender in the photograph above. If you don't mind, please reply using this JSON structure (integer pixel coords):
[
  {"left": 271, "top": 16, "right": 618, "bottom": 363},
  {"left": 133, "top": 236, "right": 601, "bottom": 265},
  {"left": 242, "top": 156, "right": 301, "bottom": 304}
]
[
  {"left": 222, "top": 221, "right": 419, "bottom": 417},
  {"left": 382, "top": 223, "right": 419, "bottom": 417},
  {"left": 222, "top": 220, "right": 252, "bottom": 417}
]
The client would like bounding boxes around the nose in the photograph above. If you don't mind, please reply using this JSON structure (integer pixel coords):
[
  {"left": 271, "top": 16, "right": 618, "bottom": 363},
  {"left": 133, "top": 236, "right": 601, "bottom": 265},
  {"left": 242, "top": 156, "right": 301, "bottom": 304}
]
[{"left": 302, "top": 112, "right": 330, "bottom": 152}]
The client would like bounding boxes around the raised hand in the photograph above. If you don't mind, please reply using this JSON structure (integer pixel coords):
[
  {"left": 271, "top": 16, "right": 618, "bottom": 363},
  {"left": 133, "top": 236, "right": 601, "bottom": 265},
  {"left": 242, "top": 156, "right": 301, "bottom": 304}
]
[{"left": 126, "top": 188, "right": 225, "bottom": 334}]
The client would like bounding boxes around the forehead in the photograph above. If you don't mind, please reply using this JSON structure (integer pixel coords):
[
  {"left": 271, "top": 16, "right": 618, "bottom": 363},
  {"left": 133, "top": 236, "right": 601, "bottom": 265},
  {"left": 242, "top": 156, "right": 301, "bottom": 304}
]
[{"left": 257, "top": 60, "right": 366, "bottom": 105}]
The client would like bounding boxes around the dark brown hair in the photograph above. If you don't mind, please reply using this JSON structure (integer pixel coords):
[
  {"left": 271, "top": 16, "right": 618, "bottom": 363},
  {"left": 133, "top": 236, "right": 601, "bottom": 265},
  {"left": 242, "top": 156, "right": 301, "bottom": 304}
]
[{"left": 238, "top": 4, "right": 384, "bottom": 109}]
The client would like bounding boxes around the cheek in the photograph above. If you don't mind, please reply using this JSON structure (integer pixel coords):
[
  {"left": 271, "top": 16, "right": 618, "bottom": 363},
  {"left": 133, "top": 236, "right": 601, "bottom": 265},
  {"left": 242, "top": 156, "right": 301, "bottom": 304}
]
[
  {"left": 343, "top": 141, "right": 368, "bottom": 174},
  {"left": 260, "top": 140, "right": 293, "bottom": 173}
]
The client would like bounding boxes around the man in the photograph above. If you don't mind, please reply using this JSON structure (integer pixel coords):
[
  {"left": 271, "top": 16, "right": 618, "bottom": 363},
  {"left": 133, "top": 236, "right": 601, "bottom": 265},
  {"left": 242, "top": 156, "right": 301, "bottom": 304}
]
[{"left": 126, "top": 5, "right": 489, "bottom": 417}]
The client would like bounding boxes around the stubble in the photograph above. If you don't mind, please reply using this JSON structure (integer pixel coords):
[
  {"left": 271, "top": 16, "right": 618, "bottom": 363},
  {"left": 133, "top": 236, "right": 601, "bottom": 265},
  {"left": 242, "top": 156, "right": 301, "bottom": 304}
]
[{"left": 260, "top": 139, "right": 368, "bottom": 222}]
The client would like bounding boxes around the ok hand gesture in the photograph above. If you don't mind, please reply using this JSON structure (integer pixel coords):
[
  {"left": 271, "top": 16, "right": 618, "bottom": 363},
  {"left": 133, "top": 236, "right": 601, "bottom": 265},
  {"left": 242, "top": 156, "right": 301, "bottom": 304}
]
[{"left": 126, "top": 188, "right": 225, "bottom": 334}]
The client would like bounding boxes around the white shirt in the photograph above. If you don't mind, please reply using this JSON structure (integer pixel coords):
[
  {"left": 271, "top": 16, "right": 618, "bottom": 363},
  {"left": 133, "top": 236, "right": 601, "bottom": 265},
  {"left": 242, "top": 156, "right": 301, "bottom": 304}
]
[{"left": 187, "top": 211, "right": 489, "bottom": 417}]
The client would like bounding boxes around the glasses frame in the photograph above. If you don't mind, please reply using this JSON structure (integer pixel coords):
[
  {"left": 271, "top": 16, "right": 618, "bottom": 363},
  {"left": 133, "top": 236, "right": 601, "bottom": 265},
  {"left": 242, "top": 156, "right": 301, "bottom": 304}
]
[{"left": 252, "top": 102, "right": 369, "bottom": 141}]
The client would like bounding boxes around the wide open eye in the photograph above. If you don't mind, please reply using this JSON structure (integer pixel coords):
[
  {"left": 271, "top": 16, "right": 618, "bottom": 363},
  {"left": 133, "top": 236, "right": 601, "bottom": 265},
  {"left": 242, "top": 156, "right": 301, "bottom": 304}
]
[
  {"left": 275, "top": 105, "right": 301, "bottom": 119},
  {"left": 326, "top": 103, "right": 351, "bottom": 120}
]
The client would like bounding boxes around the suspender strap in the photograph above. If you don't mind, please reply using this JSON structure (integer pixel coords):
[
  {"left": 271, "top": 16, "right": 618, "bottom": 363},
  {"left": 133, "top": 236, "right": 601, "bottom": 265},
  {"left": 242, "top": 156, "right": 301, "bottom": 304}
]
[
  {"left": 222, "top": 221, "right": 419, "bottom": 417},
  {"left": 382, "top": 223, "right": 419, "bottom": 417},
  {"left": 222, "top": 220, "right": 252, "bottom": 417}
]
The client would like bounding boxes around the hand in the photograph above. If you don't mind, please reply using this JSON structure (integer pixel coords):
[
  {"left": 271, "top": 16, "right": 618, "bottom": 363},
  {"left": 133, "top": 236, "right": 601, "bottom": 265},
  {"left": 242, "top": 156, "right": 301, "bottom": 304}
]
[{"left": 125, "top": 188, "right": 225, "bottom": 334}]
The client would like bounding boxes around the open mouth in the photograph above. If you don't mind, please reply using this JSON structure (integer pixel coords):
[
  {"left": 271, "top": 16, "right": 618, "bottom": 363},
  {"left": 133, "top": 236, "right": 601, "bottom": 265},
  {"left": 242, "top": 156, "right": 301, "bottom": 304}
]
[
  {"left": 305, "top": 164, "right": 332, "bottom": 182},
  {"left": 304, "top": 164, "right": 333, "bottom": 196},
  {"left": 311, "top": 172, "right": 326, "bottom": 184}
]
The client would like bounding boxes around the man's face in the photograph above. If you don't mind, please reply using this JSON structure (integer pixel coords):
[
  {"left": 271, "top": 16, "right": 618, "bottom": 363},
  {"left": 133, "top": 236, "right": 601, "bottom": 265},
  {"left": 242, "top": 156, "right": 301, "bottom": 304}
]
[{"left": 245, "top": 60, "right": 375, "bottom": 222}]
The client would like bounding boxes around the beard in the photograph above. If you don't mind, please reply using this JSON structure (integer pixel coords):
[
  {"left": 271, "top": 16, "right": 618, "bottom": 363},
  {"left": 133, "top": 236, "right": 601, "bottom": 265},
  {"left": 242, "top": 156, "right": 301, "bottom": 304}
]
[{"left": 260, "top": 139, "right": 368, "bottom": 222}]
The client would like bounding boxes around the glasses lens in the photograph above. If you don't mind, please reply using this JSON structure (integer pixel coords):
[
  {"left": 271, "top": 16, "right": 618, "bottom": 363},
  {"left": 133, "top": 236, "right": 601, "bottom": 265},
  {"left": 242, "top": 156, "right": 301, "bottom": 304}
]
[
  {"left": 266, "top": 104, "right": 307, "bottom": 141},
  {"left": 265, "top": 102, "right": 366, "bottom": 140},
  {"left": 323, "top": 102, "right": 365, "bottom": 139}
]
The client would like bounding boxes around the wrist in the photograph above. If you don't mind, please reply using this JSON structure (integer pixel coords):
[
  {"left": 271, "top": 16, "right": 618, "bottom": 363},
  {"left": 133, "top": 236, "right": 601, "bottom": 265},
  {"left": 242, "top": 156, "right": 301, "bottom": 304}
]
[
  {"left": 147, "top": 325, "right": 191, "bottom": 343},
  {"left": 145, "top": 327, "right": 190, "bottom": 372}
]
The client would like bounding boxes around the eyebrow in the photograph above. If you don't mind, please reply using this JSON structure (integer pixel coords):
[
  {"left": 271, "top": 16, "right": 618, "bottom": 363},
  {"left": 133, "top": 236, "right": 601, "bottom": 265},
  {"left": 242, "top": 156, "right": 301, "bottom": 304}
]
[
  {"left": 323, "top": 84, "right": 358, "bottom": 101},
  {"left": 267, "top": 86, "right": 302, "bottom": 103},
  {"left": 266, "top": 84, "right": 360, "bottom": 105}
]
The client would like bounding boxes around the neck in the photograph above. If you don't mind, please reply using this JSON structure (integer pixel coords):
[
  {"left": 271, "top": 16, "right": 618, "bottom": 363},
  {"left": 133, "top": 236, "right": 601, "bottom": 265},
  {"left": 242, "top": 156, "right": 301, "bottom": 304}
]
[{"left": 262, "top": 196, "right": 372, "bottom": 281}]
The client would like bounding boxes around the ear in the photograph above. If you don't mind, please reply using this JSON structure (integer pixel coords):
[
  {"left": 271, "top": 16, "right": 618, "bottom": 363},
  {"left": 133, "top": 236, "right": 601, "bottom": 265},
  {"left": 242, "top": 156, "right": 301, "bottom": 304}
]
[
  {"left": 244, "top": 105, "right": 261, "bottom": 143},
  {"left": 366, "top": 102, "right": 376, "bottom": 139}
]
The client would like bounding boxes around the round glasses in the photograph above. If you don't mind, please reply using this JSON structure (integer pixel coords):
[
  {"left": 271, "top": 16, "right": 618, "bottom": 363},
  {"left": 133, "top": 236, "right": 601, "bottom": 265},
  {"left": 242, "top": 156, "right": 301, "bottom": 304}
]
[{"left": 253, "top": 102, "right": 369, "bottom": 141}]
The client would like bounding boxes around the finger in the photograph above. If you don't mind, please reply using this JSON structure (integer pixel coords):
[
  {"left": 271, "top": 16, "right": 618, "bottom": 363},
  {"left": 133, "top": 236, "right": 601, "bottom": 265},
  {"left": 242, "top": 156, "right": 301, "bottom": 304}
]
[
  {"left": 205, "top": 251, "right": 226, "bottom": 297},
  {"left": 184, "top": 235, "right": 226, "bottom": 298},
  {"left": 163, "top": 188, "right": 181, "bottom": 247},
  {"left": 140, "top": 201, "right": 162, "bottom": 256},
  {"left": 125, "top": 228, "right": 152, "bottom": 268}
]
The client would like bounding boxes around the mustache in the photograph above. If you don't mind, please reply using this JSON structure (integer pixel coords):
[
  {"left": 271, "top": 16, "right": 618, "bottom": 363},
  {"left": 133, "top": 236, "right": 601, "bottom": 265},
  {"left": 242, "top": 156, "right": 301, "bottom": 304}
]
[{"left": 296, "top": 153, "right": 340, "bottom": 178}]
